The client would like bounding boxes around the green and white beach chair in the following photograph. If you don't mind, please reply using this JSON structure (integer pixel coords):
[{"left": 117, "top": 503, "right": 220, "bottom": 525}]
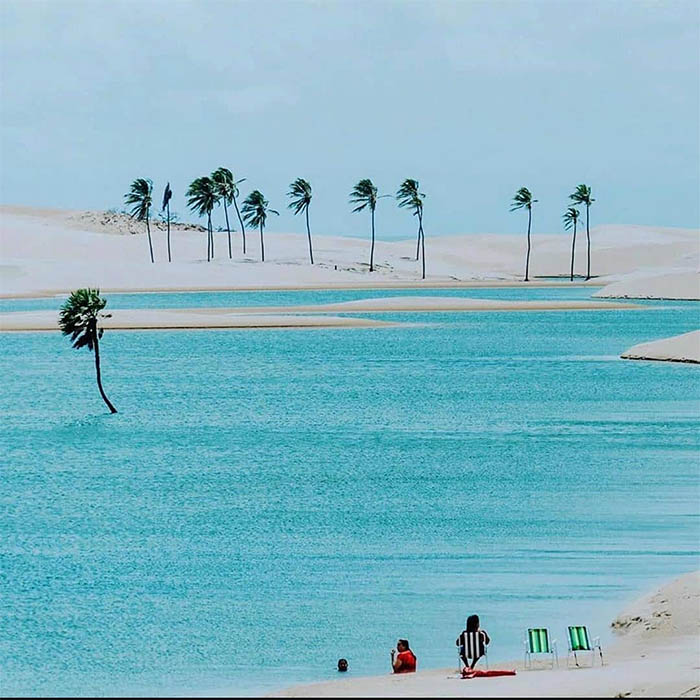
[
  {"left": 524, "top": 627, "right": 558, "bottom": 668},
  {"left": 567, "top": 625, "right": 603, "bottom": 667}
]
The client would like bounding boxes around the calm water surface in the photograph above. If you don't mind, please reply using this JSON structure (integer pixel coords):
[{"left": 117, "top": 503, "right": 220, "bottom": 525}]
[{"left": 1, "top": 291, "right": 699, "bottom": 696}]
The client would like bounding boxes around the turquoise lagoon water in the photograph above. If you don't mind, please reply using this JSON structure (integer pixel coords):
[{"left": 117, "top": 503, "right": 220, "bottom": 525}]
[{"left": 1, "top": 292, "right": 699, "bottom": 696}]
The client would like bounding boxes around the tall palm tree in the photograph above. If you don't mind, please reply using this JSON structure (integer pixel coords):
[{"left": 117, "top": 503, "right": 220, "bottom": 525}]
[
  {"left": 510, "top": 187, "right": 538, "bottom": 282},
  {"left": 287, "top": 178, "right": 314, "bottom": 264},
  {"left": 124, "top": 178, "right": 154, "bottom": 263},
  {"left": 350, "top": 178, "right": 385, "bottom": 272},
  {"left": 563, "top": 206, "right": 581, "bottom": 282},
  {"left": 396, "top": 178, "right": 426, "bottom": 279},
  {"left": 241, "top": 190, "right": 278, "bottom": 262},
  {"left": 58, "top": 288, "right": 117, "bottom": 414},
  {"left": 186, "top": 176, "right": 219, "bottom": 262},
  {"left": 162, "top": 182, "right": 172, "bottom": 262},
  {"left": 569, "top": 184, "right": 595, "bottom": 280},
  {"left": 228, "top": 172, "right": 248, "bottom": 255},
  {"left": 211, "top": 167, "right": 235, "bottom": 259}
]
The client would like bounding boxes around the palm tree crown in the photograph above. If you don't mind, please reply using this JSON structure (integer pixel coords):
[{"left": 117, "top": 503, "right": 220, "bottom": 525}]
[
  {"left": 241, "top": 190, "right": 278, "bottom": 229},
  {"left": 186, "top": 176, "right": 219, "bottom": 216},
  {"left": 124, "top": 178, "right": 152, "bottom": 221},
  {"left": 287, "top": 178, "right": 312, "bottom": 215},
  {"left": 510, "top": 186, "right": 537, "bottom": 211},
  {"left": 59, "top": 288, "right": 109, "bottom": 350},
  {"left": 569, "top": 184, "right": 594, "bottom": 206},
  {"left": 563, "top": 206, "right": 581, "bottom": 230},
  {"left": 211, "top": 168, "right": 235, "bottom": 204},
  {"left": 396, "top": 178, "right": 425, "bottom": 215},
  {"left": 349, "top": 178, "right": 378, "bottom": 212}
]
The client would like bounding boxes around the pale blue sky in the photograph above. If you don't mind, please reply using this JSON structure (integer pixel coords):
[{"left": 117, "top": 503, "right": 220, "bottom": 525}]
[{"left": 1, "top": 0, "right": 698, "bottom": 238}]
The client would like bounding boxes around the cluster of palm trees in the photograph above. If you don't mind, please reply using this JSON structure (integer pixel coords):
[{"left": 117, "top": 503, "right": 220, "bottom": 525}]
[
  {"left": 124, "top": 174, "right": 429, "bottom": 278},
  {"left": 510, "top": 184, "right": 595, "bottom": 281}
]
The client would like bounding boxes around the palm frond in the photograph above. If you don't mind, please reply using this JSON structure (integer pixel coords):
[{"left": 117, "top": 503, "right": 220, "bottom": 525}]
[
  {"left": 569, "top": 183, "right": 595, "bottom": 205},
  {"left": 241, "top": 190, "right": 276, "bottom": 229},
  {"left": 287, "top": 178, "right": 312, "bottom": 215},
  {"left": 58, "top": 288, "right": 109, "bottom": 351},
  {"left": 510, "top": 186, "right": 535, "bottom": 211},
  {"left": 186, "top": 176, "right": 219, "bottom": 217},
  {"left": 563, "top": 206, "right": 581, "bottom": 231},
  {"left": 211, "top": 167, "right": 235, "bottom": 204},
  {"left": 349, "top": 178, "right": 378, "bottom": 213},
  {"left": 396, "top": 178, "right": 425, "bottom": 215},
  {"left": 124, "top": 178, "right": 153, "bottom": 221}
]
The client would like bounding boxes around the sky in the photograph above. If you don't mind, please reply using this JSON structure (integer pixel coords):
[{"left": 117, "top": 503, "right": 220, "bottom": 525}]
[{"left": 1, "top": 0, "right": 698, "bottom": 238}]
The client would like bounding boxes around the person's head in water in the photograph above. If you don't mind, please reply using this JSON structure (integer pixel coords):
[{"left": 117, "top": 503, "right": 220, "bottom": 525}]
[
  {"left": 397, "top": 639, "right": 410, "bottom": 652},
  {"left": 337, "top": 658, "right": 348, "bottom": 672},
  {"left": 466, "top": 615, "right": 480, "bottom": 633}
]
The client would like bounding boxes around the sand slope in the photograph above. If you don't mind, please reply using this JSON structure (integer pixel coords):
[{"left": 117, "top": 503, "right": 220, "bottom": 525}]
[
  {"left": 270, "top": 572, "right": 700, "bottom": 698},
  {"left": 2, "top": 206, "right": 699, "bottom": 296},
  {"left": 621, "top": 330, "right": 700, "bottom": 364},
  {"left": 595, "top": 270, "right": 700, "bottom": 300}
]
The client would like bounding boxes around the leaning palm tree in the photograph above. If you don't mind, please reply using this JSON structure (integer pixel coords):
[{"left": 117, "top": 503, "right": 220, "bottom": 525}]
[
  {"left": 563, "top": 206, "right": 581, "bottom": 281},
  {"left": 396, "top": 178, "right": 426, "bottom": 279},
  {"left": 186, "top": 176, "right": 219, "bottom": 262},
  {"left": 510, "top": 187, "right": 538, "bottom": 282},
  {"left": 124, "top": 178, "right": 154, "bottom": 263},
  {"left": 287, "top": 178, "right": 314, "bottom": 264},
  {"left": 211, "top": 167, "right": 235, "bottom": 259},
  {"left": 227, "top": 172, "right": 248, "bottom": 255},
  {"left": 58, "top": 288, "right": 117, "bottom": 414},
  {"left": 569, "top": 184, "right": 595, "bottom": 280},
  {"left": 241, "top": 190, "right": 278, "bottom": 262},
  {"left": 349, "top": 178, "right": 384, "bottom": 272}
]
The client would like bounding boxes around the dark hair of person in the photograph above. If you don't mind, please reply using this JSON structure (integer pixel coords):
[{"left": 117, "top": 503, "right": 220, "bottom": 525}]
[
  {"left": 398, "top": 639, "right": 410, "bottom": 650},
  {"left": 466, "top": 615, "right": 480, "bottom": 633},
  {"left": 337, "top": 658, "right": 348, "bottom": 672}
]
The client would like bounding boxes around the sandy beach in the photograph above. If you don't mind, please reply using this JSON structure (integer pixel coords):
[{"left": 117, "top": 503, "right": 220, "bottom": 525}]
[
  {"left": 621, "top": 330, "right": 700, "bottom": 364},
  {"left": 270, "top": 572, "right": 700, "bottom": 698},
  {"left": 1, "top": 206, "right": 698, "bottom": 299}
]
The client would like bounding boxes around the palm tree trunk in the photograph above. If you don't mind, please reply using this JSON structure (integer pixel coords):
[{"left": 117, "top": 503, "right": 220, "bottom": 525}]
[
  {"left": 224, "top": 200, "right": 232, "bottom": 259},
  {"left": 146, "top": 211, "right": 154, "bottom": 264},
  {"left": 570, "top": 221, "right": 577, "bottom": 282},
  {"left": 92, "top": 326, "right": 117, "bottom": 414},
  {"left": 166, "top": 203, "right": 171, "bottom": 263},
  {"left": 305, "top": 206, "right": 314, "bottom": 264},
  {"left": 260, "top": 222, "right": 265, "bottom": 262},
  {"left": 233, "top": 195, "right": 246, "bottom": 255},
  {"left": 419, "top": 212, "right": 425, "bottom": 280},
  {"left": 524, "top": 207, "right": 531, "bottom": 282},
  {"left": 207, "top": 214, "right": 211, "bottom": 262},
  {"left": 415, "top": 225, "right": 420, "bottom": 261},
  {"left": 370, "top": 208, "right": 375, "bottom": 272},
  {"left": 210, "top": 217, "right": 215, "bottom": 259},
  {"left": 585, "top": 205, "right": 591, "bottom": 280}
]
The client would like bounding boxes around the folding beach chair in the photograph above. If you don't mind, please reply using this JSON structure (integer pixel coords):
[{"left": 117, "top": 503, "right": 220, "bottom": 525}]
[
  {"left": 567, "top": 625, "right": 603, "bottom": 668},
  {"left": 457, "top": 630, "right": 489, "bottom": 672},
  {"left": 524, "top": 628, "right": 558, "bottom": 669}
]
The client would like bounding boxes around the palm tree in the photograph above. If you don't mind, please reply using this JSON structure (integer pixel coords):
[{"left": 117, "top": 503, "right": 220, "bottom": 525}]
[
  {"left": 510, "top": 187, "right": 538, "bottom": 282},
  {"left": 186, "top": 177, "right": 219, "bottom": 262},
  {"left": 226, "top": 171, "right": 248, "bottom": 255},
  {"left": 58, "top": 288, "right": 117, "bottom": 414},
  {"left": 124, "top": 178, "right": 154, "bottom": 263},
  {"left": 162, "top": 182, "right": 172, "bottom": 262},
  {"left": 241, "top": 190, "right": 278, "bottom": 262},
  {"left": 396, "top": 178, "right": 426, "bottom": 279},
  {"left": 211, "top": 167, "right": 235, "bottom": 259},
  {"left": 287, "top": 178, "right": 314, "bottom": 264},
  {"left": 563, "top": 206, "right": 581, "bottom": 282},
  {"left": 349, "top": 178, "right": 385, "bottom": 272},
  {"left": 569, "top": 184, "right": 595, "bottom": 280}
]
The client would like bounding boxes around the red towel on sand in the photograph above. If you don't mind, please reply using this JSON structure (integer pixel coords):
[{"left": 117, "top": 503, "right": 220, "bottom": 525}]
[{"left": 461, "top": 668, "right": 517, "bottom": 679}]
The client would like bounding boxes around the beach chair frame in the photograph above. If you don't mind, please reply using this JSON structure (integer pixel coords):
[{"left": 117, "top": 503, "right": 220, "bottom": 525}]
[
  {"left": 457, "top": 630, "right": 489, "bottom": 673},
  {"left": 566, "top": 625, "right": 603, "bottom": 668},
  {"left": 524, "top": 627, "right": 558, "bottom": 669}
]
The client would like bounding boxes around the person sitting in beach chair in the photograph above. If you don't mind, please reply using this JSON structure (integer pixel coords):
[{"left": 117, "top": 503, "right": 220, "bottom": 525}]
[
  {"left": 456, "top": 615, "right": 490, "bottom": 670},
  {"left": 390, "top": 639, "right": 417, "bottom": 673}
]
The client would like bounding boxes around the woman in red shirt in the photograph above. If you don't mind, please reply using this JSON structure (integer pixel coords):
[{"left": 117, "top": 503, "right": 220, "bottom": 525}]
[{"left": 391, "top": 639, "right": 417, "bottom": 673}]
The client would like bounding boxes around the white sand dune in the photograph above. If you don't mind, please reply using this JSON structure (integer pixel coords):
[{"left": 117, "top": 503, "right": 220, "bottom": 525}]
[
  {"left": 621, "top": 330, "right": 700, "bottom": 364},
  {"left": 594, "top": 269, "right": 700, "bottom": 300},
  {"left": 1, "top": 206, "right": 698, "bottom": 297},
  {"left": 270, "top": 572, "right": 700, "bottom": 698}
]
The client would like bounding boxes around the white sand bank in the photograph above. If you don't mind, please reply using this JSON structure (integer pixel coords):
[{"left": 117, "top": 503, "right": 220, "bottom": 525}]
[
  {"left": 270, "top": 572, "right": 700, "bottom": 698},
  {"left": 2, "top": 206, "right": 698, "bottom": 296},
  {"left": 594, "top": 270, "right": 700, "bottom": 300},
  {"left": 0, "top": 309, "right": 395, "bottom": 331},
  {"left": 621, "top": 330, "right": 700, "bottom": 364}
]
